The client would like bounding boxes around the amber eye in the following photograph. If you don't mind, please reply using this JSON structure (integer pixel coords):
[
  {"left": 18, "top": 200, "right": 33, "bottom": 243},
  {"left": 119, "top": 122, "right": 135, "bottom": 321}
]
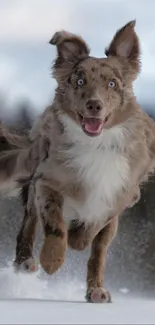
[
  {"left": 108, "top": 80, "right": 116, "bottom": 88},
  {"left": 77, "top": 78, "right": 84, "bottom": 86}
]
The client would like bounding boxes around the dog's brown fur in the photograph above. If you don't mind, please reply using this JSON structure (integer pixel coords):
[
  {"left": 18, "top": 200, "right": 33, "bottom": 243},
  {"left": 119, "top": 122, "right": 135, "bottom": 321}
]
[{"left": 1, "top": 21, "right": 155, "bottom": 303}]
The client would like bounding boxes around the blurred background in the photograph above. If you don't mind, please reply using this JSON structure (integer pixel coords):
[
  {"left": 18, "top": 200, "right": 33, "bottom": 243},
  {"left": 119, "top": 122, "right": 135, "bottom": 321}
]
[{"left": 0, "top": 0, "right": 155, "bottom": 301}]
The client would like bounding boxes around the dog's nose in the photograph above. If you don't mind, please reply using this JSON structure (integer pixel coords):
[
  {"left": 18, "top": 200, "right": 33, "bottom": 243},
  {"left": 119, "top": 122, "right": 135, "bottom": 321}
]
[{"left": 86, "top": 99, "right": 103, "bottom": 113}]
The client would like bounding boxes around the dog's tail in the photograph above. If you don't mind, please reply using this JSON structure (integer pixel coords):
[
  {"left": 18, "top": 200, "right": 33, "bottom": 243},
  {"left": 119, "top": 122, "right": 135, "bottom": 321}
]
[
  {"left": 0, "top": 147, "right": 34, "bottom": 185},
  {"left": 0, "top": 121, "right": 29, "bottom": 150},
  {"left": 0, "top": 122, "right": 37, "bottom": 188}
]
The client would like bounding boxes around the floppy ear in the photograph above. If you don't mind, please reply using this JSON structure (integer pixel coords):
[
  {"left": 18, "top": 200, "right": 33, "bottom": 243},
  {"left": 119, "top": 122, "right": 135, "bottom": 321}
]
[
  {"left": 49, "top": 30, "right": 90, "bottom": 71},
  {"left": 105, "top": 21, "right": 140, "bottom": 76}
]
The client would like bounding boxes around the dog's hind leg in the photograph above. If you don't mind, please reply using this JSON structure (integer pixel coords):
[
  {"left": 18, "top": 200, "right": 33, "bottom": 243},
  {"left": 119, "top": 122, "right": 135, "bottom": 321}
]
[
  {"left": 68, "top": 220, "right": 102, "bottom": 251},
  {"left": 14, "top": 182, "right": 38, "bottom": 272}
]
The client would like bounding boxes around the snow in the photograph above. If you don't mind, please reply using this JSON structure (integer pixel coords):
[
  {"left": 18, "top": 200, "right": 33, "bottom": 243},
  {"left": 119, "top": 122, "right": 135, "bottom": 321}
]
[
  {"left": 1, "top": 298, "right": 155, "bottom": 325},
  {"left": 0, "top": 264, "right": 154, "bottom": 324}
]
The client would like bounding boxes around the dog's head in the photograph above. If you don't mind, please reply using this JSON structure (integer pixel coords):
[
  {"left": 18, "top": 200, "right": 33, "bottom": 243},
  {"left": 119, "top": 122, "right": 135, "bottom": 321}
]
[{"left": 50, "top": 21, "right": 140, "bottom": 137}]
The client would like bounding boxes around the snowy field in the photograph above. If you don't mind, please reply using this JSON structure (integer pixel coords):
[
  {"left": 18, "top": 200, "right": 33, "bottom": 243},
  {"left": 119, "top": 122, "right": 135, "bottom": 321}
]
[
  {"left": 0, "top": 265, "right": 155, "bottom": 324},
  {"left": 1, "top": 297, "right": 155, "bottom": 324}
]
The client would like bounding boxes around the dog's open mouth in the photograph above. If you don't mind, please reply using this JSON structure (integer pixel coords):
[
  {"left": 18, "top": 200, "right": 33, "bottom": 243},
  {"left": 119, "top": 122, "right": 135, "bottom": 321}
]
[{"left": 78, "top": 113, "right": 109, "bottom": 136}]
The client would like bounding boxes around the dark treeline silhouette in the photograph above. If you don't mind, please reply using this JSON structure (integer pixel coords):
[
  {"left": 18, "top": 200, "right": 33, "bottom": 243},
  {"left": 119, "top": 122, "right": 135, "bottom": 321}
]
[
  {"left": 0, "top": 94, "right": 35, "bottom": 135},
  {"left": 0, "top": 92, "right": 154, "bottom": 131}
]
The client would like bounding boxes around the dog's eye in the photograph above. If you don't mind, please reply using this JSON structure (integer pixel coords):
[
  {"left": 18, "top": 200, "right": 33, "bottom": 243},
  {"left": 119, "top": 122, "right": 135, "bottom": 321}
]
[
  {"left": 77, "top": 78, "right": 84, "bottom": 86},
  {"left": 108, "top": 80, "right": 116, "bottom": 88}
]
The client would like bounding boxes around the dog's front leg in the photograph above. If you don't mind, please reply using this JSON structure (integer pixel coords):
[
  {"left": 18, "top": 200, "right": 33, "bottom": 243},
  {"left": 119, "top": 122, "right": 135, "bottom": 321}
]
[
  {"left": 86, "top": 216, "right": 118, "bottom": 303},
  {"left": 35, "top": 178, "right": 67, "bottom": 274}
]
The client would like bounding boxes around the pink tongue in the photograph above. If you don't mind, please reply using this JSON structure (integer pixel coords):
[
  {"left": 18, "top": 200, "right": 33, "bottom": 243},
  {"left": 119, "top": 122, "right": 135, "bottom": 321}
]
[{"left": 84, "top": 120, "right": 103, "bottom": 133}]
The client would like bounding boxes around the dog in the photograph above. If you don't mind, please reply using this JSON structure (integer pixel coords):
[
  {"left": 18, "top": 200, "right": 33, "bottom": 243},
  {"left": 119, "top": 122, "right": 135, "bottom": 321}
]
[{"left": 0, "top": 20, "right": 155, "bottom": 303}]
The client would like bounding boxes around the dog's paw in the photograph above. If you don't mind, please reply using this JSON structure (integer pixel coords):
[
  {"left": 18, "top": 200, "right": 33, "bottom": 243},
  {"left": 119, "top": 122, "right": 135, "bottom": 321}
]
[
  {"left": 40, "top": 235, "right": 67, "bottom": 275},
  {"left": 68, "top": 222, "right": 90, "bottom": 251},
  {"left": 13, "top": 257, "right": 38, "bottom": 273},
  {"left": 68, "top": 233, "right": 89, "bottom": 251},
  {"left": 86, "top": 287, "right": 112, "bottom": 303}
]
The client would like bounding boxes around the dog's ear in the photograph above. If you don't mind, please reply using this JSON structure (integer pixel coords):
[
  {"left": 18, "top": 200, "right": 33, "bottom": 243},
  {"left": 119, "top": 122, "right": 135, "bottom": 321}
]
[
  {"left": 105, "top": 21, "right": 140, "bottom": 76},
  {"left": 49, "top": 30, "right": 90, "bottom": 64}
]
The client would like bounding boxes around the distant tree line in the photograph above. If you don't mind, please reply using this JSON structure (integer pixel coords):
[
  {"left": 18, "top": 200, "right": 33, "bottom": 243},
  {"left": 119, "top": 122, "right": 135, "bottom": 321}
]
[
  {"left": 0, "top": 93, "right": 36, "bottom": 135},
  {"left": 0, "top": 91, "right": 154, "bottom": 130}
]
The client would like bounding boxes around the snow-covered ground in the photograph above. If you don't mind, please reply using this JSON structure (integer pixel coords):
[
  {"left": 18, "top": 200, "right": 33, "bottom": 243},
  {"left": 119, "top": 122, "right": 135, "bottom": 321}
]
[
  {"left": 1, "top": 297, "right": 155, "bottom": 324},
  {"left": 0, "top": 264, "right": 154, "bottom": 324}
]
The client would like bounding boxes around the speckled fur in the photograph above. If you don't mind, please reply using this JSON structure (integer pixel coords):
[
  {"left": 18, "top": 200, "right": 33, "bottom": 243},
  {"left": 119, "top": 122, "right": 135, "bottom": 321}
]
[{"left": 0, "top": 21, "right": 155, "bottom": 302}]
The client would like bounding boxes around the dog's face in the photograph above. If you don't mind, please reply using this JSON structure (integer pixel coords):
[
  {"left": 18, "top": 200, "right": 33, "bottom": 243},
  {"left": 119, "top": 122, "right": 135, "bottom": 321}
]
[{"left": 50, "top": 21, "right": 140, "bottom": 137}]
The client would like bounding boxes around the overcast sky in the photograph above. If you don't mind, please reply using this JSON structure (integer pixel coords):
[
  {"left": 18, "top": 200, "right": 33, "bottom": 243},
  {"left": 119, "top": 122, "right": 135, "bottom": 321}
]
[{"left": 0, "top": 0, "right": 155, "bottom": 114}]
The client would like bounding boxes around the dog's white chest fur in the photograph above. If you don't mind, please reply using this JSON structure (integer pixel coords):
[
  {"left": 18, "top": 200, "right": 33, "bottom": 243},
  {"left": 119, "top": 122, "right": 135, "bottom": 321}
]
[{"left": 62, "top": 117, "right": 130, "bottom": 226}]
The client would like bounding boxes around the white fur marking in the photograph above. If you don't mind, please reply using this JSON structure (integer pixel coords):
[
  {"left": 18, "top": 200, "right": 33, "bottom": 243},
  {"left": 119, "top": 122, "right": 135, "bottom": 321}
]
[{"left": 61, "top": 115, "right": 130, "bottom": 226}]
